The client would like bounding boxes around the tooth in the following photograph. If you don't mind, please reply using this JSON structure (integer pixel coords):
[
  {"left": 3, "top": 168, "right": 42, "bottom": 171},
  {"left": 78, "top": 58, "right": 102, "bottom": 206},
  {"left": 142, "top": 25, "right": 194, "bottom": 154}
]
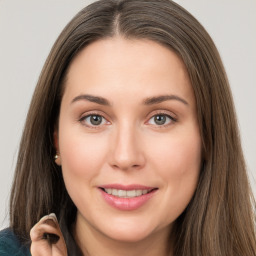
[
  {"left": 142, "top": 189, "right": 148, "bottom": 195},
  {"left": 136, "top": 190, "right": 143, "bottom": 196},
  {"left": 118, "top": 190, "right": 126, "bottom": 197},
  {"left": 104, "top": 188, "right": 151, "bottom": 198},
  {"left": 117, "top": 190, "right": 122, "bottom": 197},
  {"left": 105, "top": 188, "right": 112, "bottom": 194},
  {"left": 122, "top": 190, "right": 127, "bottom": 198},
  {"left": 112, "top": 189, "right": 118, "bottom": 196},
  {"left": 127, "top": 190, "right": 136, "bottom": 197}
]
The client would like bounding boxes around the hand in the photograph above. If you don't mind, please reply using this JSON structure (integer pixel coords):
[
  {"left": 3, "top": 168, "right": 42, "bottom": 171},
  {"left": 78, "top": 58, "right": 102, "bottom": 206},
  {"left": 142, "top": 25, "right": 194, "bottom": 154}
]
[{"left": 30, "top": 213, "right": 68, "bottom": 256}]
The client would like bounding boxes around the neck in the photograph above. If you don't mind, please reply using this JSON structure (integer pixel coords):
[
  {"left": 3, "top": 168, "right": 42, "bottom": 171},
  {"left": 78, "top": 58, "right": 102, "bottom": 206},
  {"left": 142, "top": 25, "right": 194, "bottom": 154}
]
[{"left": 73, "top": 215, "right": 173, "bottom": 256}]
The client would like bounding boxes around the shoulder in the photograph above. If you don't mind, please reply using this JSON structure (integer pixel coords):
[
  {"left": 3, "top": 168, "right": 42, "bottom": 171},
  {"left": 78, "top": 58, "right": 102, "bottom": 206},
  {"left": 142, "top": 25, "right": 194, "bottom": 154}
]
[{"left": 0, "top": 228, "right": 31, "bottom": 256}]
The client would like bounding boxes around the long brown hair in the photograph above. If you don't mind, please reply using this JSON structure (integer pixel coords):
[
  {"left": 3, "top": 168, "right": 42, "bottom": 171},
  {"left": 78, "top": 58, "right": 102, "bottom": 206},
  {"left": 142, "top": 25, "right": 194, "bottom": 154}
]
[{"left": 10, "top": 0, "right": 256, "bottom": 255}]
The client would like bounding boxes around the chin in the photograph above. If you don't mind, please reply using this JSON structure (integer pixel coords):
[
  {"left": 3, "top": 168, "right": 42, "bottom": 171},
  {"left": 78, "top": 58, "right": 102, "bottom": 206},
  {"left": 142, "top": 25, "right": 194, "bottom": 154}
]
[
  {"left": 108, "top": 231, "right": 151, "bottom": 243},
  {"left": 100, "top": 221, "right": 157, "bottom": 243}
]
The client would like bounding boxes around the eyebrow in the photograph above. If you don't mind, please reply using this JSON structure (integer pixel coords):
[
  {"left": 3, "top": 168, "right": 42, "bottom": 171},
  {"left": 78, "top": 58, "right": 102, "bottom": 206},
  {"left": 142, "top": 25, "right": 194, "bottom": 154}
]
[
  {"left": 71, "top": 94, "right": 188, "bottom": 106},
  {"left": 71, "top": 94, "right": 111, "bottom": 106},
  {"left": 143, "top": 95, "right": 189, "bottom": 106}
]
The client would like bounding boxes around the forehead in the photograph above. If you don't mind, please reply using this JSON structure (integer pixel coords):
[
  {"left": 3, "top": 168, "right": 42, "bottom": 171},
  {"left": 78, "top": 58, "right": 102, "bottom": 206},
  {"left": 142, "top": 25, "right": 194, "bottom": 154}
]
[{"left": 63, "top": 37, "right": 194, "bottom": 105}]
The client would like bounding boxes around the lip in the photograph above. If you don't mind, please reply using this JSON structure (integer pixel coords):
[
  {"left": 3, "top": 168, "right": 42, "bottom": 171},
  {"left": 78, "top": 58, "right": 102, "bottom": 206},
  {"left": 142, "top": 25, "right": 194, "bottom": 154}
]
[
  {"left": 100, "top": 184, "right": 155, "bottom": 190},
  {"left": 98, "top": 184, "right": 158, "bottom": 211}
]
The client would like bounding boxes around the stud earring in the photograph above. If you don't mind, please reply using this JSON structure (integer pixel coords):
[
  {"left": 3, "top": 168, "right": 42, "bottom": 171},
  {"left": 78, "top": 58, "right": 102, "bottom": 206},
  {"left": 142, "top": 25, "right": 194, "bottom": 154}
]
[{"left": 54, "top": 153, "right": 61, "bottom": 166}]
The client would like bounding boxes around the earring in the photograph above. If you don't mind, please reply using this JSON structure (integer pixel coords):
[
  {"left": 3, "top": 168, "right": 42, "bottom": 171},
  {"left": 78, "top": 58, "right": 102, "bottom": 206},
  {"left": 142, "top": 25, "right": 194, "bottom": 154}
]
[{"left": 54, "top": 153, "right": 61, "bottom": 166}]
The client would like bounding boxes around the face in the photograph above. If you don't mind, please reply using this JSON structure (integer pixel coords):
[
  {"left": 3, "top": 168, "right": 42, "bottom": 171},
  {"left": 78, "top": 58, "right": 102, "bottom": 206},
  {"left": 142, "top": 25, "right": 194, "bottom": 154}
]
[{"left": 56, "top": 37, "right": 201, "bottom": 243}]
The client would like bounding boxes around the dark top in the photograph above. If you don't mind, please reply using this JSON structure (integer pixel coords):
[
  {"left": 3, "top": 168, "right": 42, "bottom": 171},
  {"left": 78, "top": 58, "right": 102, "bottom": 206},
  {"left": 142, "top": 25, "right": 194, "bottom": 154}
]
[{"left": 0, "top": 228, "right": 31, "bottom": 256}]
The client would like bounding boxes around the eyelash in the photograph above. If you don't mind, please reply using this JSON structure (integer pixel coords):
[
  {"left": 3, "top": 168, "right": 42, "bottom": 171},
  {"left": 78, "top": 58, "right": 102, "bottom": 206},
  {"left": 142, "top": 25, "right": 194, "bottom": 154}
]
[
  {"left": 79, "top": 111, "right": 109, "bottom": 129},
  {"left": 79, "top": 111, "right": 177, "bottom": 129},
  {"left": 147, "top": 111, "right": 177, "bottom": 128}
]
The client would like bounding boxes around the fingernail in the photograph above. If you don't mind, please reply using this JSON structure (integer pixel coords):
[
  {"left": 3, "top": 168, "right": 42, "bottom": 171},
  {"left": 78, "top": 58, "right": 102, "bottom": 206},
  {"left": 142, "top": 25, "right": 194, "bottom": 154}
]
[
  {"left": 39, "top": 213, "right": 58, "bottom": 223},
  {"left": 48, "top": 213, "right": 57, "bottom": 222},
  {"left": 39, "top": 215, "right": 50, "bottom": 223}
]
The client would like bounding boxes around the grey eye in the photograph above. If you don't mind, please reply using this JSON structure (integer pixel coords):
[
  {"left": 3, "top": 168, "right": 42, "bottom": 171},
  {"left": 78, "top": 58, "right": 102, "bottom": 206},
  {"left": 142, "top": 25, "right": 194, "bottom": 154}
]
[
  {"left": 80, "top": 114, "right": 108, "bottom": 127},
  {"left": 148, "top": 114, "right": 174, "bottom": 126},
  {"left": 89, "top": 115, "right": 102, "bottom": 125},
  {"left": 154, "top": 115, "right": 167, "bottom": 125}
]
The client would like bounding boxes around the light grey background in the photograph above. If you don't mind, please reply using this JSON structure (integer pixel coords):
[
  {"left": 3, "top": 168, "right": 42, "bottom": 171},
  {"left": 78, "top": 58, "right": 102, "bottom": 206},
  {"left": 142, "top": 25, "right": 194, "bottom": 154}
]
[{"left": 0, "top": 0, "right": 255, "bottom": 229}]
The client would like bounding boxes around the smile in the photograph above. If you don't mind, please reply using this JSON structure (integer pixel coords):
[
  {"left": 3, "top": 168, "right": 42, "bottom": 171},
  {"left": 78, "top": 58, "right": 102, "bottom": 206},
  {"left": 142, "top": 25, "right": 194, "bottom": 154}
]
[
  {"left": 102, "top": 188, "right": 154, "bottom": 198},
  {"left": 99, "top": 184, "right": 158, "bottom": 211}
]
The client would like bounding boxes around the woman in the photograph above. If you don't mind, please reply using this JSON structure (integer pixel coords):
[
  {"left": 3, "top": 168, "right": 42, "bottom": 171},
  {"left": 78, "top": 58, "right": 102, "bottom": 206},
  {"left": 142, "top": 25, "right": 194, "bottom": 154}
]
[{"left": 0, "top": 0, "right": 255, "bottom": 255}]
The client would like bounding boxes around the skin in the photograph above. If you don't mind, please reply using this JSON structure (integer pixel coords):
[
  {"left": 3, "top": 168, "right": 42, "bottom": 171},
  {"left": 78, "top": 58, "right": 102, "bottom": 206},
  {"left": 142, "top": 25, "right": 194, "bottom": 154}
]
[
  {"left": 30, "top": 214, "right": 67, "bottom": 256},
  {"left": 31, "top": 37, "right": 202, "bottom": 256}
]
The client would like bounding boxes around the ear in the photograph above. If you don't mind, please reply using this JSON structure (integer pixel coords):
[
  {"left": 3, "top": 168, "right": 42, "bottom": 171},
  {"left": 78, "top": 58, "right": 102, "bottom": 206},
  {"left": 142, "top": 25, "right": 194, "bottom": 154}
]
[{"left": 53, "top": 129, "right": 62, "bottom": 166}]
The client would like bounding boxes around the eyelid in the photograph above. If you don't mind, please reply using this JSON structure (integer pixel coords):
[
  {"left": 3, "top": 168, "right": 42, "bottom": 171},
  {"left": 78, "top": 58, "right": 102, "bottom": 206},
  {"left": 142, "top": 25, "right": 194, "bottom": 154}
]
[
  {"left": 78, "top": 111, "right": 111, "bottom": 128},
  {"left": 145, "top": 110, "right": 177, "bottom": 126},
  {"left": 77, "top": 109, "right": 177, "bottom": 129}
]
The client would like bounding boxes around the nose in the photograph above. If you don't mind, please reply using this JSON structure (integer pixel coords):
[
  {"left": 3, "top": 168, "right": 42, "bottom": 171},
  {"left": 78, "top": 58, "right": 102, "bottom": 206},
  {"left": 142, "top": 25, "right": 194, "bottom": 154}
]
[{"left": 108, "top": 123, "right": 146, "bottom": 171}]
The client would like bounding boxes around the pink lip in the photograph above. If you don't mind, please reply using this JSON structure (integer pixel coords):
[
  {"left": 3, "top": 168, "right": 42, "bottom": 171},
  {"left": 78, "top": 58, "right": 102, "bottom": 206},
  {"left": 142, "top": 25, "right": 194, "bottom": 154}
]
[
  {"left": 100, "top": 184, "right": 155, "bottom": 190},
  {"left": 98, "top": 184, "right": 158, "bottom": 211}
]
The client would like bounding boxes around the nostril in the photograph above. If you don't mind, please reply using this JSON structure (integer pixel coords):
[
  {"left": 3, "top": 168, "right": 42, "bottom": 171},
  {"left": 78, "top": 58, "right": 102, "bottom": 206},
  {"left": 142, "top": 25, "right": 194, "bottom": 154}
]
[{"left": 111, "top": 164, "right": 142, "bottom": 171}]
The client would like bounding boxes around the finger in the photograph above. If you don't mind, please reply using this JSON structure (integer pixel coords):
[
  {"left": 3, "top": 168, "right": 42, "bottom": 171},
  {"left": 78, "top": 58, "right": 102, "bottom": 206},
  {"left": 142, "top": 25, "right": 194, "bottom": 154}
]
[
  {"left": 30, "top": 213, "right": 67, "bottom": 256},
  {"left": 30, "top": 214, "right": 62, "bottom": 243},
  {"left": 30, "top": 223, "right": 60, "bottom": 242}
]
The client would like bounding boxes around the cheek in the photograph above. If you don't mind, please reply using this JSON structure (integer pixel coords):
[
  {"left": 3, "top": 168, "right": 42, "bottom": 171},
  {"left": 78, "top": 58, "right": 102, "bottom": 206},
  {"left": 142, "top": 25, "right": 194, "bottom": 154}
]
[
  {"left": 58, "top": 128, "right": 111, "bottom": 213},
  {"left": 149, "top": 127, "right": 201, "bottom": 180},
  {"left": 147, "top": 127, "right": 201, "bottom": 219},
  {"left": 59, "top": 128, "right": 109, "bottom": 183}
]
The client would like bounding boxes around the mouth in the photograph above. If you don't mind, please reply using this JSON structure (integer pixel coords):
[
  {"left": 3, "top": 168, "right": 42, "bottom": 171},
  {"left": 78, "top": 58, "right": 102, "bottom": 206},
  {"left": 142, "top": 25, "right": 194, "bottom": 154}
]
[
  {"left": 99, "top": 187, "right": 157, "bottom": 198},
  {"left": 98, "top": 184, "right": 158, "bottom": 210}
]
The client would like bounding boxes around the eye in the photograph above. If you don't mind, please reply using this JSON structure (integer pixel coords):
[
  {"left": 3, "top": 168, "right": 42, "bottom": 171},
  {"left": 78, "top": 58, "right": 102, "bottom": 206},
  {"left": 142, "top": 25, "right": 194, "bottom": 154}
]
[
  {"left": 80, "top": 114, "right": 108, "bottom": 127},
  {"left": 148, "top": 114, "right": 176, "bottom": 126}
]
